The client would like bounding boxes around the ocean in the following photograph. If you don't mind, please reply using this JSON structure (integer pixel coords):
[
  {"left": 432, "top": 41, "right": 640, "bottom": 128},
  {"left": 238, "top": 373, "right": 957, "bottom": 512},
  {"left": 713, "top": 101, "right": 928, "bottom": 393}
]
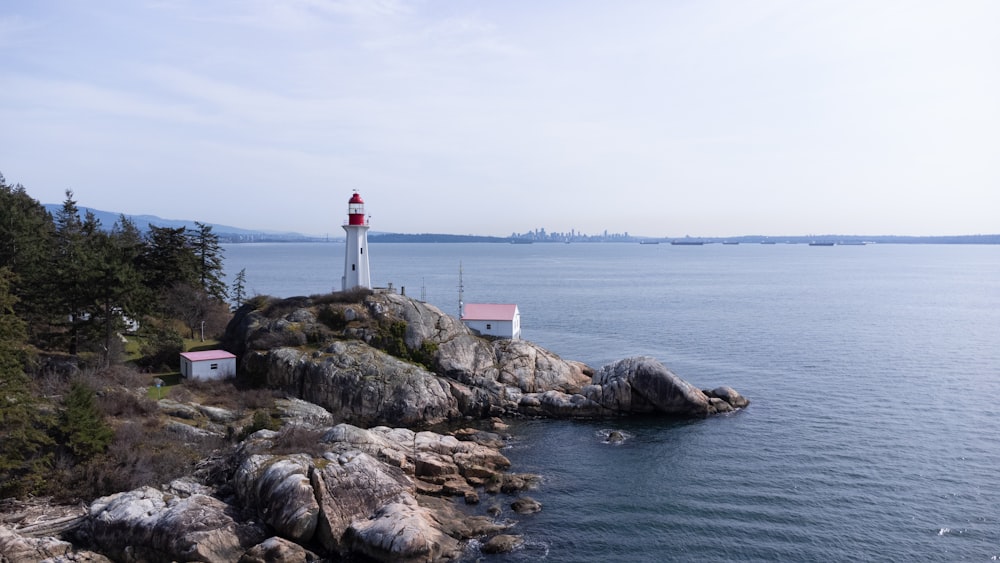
[{"left": 223, "top": 241, "right": 1000, "bottom": 561}]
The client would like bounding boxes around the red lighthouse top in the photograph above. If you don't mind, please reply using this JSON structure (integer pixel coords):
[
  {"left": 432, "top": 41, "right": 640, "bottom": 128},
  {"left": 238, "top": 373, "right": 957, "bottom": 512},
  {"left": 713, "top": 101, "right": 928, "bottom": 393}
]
[{"left": 347, "top": 192, "right": 366, "bottom": 226}]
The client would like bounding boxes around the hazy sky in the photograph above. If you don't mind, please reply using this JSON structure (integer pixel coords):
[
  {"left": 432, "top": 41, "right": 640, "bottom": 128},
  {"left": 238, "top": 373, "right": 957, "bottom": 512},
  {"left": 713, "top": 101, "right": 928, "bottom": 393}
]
[{"left": 2, "top": 1, "right": 998, "bottom": 237}]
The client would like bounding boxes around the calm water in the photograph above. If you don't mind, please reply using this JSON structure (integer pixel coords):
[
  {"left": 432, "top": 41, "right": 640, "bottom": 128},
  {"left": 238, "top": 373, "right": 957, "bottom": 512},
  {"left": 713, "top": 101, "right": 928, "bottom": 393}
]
[{"left": 223, "top": 242, "right": 1000, "bottom": 561}]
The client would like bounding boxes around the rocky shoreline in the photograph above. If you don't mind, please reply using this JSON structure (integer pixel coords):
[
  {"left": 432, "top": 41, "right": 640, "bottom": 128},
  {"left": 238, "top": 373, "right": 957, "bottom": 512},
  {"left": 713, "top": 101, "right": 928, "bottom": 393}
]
[
  {"left": 230, "top": 292, "right": 749, "bottom": 423},
  {"left": 0, "top": 291, "right": 748, "bottom": 562}
]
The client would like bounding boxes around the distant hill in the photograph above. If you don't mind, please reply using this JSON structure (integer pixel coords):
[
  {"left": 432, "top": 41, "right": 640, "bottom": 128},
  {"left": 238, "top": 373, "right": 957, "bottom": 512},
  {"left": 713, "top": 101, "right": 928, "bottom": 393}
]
[
  {"left": 39, "top": 204, "right": 1000, "bottom": 244},
  {"left": 41, "top": 204, "right": 319, "bottom": 242}
]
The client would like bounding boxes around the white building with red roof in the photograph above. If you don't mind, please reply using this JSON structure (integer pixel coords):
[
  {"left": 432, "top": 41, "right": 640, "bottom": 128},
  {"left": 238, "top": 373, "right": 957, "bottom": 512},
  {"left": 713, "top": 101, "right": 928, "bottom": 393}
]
[
  {"left": 461, "top": 303, "right": 521, "bottom": 340},
  {"left": 179, "top": 350, "right": 237, "bottom": 381}
]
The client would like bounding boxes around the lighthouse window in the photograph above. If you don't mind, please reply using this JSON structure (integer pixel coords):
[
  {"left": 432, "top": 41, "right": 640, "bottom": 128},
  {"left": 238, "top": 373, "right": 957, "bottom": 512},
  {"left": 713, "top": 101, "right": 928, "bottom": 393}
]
[
  {"left": 486, "top": 323, "right": 492, "bottom": 330},
  {"left": 210, "top": 363, "right": 218, "bottom": 370},
  {"left": 361, "top": 248, "right": 364, "bottom": 254},
  {"left": 352, "top": 264, "right": 356, "bottom": 271}
]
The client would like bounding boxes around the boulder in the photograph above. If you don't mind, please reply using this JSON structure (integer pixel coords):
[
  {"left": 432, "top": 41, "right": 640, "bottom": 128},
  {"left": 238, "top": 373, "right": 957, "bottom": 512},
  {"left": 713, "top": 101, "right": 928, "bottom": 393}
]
[
  {"left": 274, "top": 397, "right": 335, "bottom": 426},
  {"left": 233, "top": 454, "right": 319, "bottom": 543},
  {"left": 195, "top": 404, "right": 239, "bottom": 423},
  {"left": 590, "top": 356, "right": 710, "bottom": 416},
  {"left": 0, "top": 525, "right": 108, "bottom": 562},
  {"left": 346, "top": 494, "right": 462, "bottom": 563},
  {"left": 87, "top": 487, "right": 266, "bottom": 563},
  {"left": 707, "top": 385, "right": 750, "bottom": 409},
  {"left": 230, "top": 422, "right": 515, "bottom": 560},
  {"left": 311, "top": 451, "right": 414, "bottom": 553},
  {"left": 494, "top": 339, "right": 592, "bottom": 394},
  {"left": 365, "top": 292, "right": 467, "bottom": 350},
  {"left": 510, "top": 497, "right": 542, "bottom": 514},
  {"left": 262, "top": 342, "right": 460, "bottom": 426},
  {"left": 239, "top": 536, "right": 320, "bottom": 563},
  {"left": 481, "top": 534, "right": 525, "bottom": 554}
]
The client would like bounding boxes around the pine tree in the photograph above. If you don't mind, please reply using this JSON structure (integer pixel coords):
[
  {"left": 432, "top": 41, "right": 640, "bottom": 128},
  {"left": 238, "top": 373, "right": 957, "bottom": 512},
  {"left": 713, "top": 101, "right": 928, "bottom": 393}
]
[
  {"left": 0, "top": 174, "right": 56, "bottom": 337},
  {"left": 231, "top": 268, "right": 247, "bottom": 311},
  {"left": 191, "top": 222, "right": 227, "bottom": 302},
  {"left": 141, "top": 225, "right": 198, "bottom": 299},
  {"left": 50, "top": 192, "right": 106, "bottom": 355},
  {"left": 89, "top": 216, "right": 148, "bottom": 366},
  {"left": 0, "top": 267, "right": 54, "bottom": 497},
  {"left": 61, "top": 381, "right": 113, "bottom": 461}
]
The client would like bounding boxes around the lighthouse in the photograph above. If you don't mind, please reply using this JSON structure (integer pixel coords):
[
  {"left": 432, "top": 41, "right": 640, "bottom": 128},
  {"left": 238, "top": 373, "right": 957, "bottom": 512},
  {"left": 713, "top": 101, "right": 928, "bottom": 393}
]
[{"left": 341, "top": 191, "right": 371, "bottom": 291}]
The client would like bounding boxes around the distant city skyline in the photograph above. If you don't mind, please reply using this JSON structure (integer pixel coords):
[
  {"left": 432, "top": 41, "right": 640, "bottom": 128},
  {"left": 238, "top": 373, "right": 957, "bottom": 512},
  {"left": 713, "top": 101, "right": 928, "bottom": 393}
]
[{"left": 2, "top": 2, "right": 998, "bottom": 237}]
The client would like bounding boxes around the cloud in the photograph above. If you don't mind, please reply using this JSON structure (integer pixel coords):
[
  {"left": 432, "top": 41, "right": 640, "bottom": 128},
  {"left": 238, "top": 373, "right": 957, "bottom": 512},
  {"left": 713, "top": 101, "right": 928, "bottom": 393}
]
[{"left": 1, "top": 1, "right": 998, "bottom": 236}]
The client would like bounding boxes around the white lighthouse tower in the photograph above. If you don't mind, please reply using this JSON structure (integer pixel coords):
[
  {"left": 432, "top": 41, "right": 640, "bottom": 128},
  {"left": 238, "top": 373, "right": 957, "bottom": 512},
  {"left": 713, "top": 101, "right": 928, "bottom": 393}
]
[{"left": 341, "top": 191, "right": 371, "bottom": 291}]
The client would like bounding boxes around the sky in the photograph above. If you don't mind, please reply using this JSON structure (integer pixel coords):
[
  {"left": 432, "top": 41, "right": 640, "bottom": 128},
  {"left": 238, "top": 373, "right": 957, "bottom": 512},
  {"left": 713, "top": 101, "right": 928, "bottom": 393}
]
[{"left": 1, "top": 1, "right": 998, "bottom": 238}]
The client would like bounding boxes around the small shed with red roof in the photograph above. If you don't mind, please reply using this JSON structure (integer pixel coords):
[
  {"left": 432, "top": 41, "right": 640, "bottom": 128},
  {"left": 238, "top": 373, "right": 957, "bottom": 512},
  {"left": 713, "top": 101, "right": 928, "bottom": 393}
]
[
  {"left": 179, "top": 350, "right": 237, "bottom": 381},
  {"left": 461, "top": 303, "right": 521, "bottom": 340}
]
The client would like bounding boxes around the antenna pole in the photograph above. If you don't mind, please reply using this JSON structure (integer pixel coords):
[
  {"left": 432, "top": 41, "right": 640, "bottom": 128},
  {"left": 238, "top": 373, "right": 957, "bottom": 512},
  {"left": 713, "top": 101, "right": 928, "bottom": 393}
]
[{"left": 458, "top": 261, "right": 464, "bottom": 318}]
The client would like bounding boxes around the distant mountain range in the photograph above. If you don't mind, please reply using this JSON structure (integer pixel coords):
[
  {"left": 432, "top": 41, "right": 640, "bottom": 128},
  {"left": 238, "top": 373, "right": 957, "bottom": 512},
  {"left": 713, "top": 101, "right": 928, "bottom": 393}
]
[
  {"left": 42, "top": 204, "right": 320, "bottom": 242},
  {"left": 42, "top": 204, "right": 1000, "bottom": 244}
]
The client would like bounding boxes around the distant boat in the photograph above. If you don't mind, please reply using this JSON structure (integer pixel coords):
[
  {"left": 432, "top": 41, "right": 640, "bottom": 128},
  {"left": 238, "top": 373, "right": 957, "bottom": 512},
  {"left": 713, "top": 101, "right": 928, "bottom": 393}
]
[
  {"left": 722, "top": 241, "right": 739, "bottom": 245},
  {"left": 671, "top": 240, "right": 704, "bottom": 246},
  {"left": 639, "top": 241, "right": 660, "bottom": 245},
  {"left": 510, "top": 239, "right": 534, "bottom": 244},
  {"left": 761, "top": 241, "right": 777, "bottom": 245},
  {"left": 809, "top": 241, "right": 835, "bottom": 246}
]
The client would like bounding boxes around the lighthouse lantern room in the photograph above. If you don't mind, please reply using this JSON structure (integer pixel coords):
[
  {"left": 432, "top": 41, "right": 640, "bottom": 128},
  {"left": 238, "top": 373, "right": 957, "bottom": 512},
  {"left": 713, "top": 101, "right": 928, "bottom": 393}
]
[{"left": 342, "top": 191, "right": 371, "bottom": 291}]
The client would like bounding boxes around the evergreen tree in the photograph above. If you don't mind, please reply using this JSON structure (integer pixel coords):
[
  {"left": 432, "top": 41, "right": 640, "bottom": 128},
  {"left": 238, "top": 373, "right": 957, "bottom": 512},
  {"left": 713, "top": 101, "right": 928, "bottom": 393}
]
[
  {"left": 51, "top": 191, "right": 96, "bottom": 355},
  {"left": 0, "top": 267, "right": 54, "bottom": 497},
  {"left": 191, "top": 222, "right": 227, "bottom": 302},
  {"left": 141, "top": 225, "right": 198, "bottom": 299},
  {"left": 110, "top": 215, "right": 153, "bottom": 319},
  {"left": 0, "top": 174, "right": 56, "bottom": 336},
  {"left": 231, "top": 268, "right": 247, "bottom": 311},
  {"left": 60, "top": 381, "right": 113, "bottom": 461},
  {"left": 90, "top": 216, "right": 147, "bottom": 366}
]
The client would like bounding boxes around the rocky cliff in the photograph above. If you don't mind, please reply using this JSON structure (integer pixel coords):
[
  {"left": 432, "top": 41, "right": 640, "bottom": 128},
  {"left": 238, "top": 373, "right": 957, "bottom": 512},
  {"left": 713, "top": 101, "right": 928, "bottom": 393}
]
[{"left": 224, "top": 291, "right": 748, "bottom": 424}]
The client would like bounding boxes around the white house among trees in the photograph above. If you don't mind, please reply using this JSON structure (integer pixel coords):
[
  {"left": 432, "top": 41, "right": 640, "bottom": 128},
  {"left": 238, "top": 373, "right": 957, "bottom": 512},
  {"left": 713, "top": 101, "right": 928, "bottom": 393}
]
[
  {"left": 461, "top": 303, "right": 521, "bottom": 340},
  {"left": 179, "top": 350, "right": 236, "bottom": 380}
]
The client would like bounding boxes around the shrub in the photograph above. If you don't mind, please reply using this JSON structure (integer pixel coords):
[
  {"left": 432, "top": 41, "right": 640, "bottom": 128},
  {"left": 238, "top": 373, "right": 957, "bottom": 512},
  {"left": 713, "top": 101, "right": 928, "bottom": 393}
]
[
  {"left": 370, "top": 320, "right": 436, "bottom": 370},
  {"left": 239, "top": 409, "right": 280, "bottom": 440},
  {"left": 179, "top": 378, "right": 279, "bottom": 412},
  {"left": 50, "top": 420, "right": 225, "bottom": 501},
  {"left": 311, "top": 287, "right": 372, "bottom": 305},
  {"left": 262, "top": 296, "right": 312, "bottom": 318},
  {"left": 316, "top": 305, "right": 347, "bottom": 331},
  {"left": 97, "top": 388, "right": 158, "bottom": 417},
  {"left": 248, "top": 328, "right": 306, "bottom": 351}
]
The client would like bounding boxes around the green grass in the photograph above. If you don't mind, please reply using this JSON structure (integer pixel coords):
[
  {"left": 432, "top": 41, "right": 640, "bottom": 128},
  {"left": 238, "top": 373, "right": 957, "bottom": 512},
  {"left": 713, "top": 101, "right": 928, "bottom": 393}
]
[
  {"left": 184, "top": 338, "right": 221, "bottom": 352},
  {"left": 123, "top": 336, "right": 225, "bottom": 399},
  {"left": 147, "top": 372, "right": 182, "bottom": 400}
]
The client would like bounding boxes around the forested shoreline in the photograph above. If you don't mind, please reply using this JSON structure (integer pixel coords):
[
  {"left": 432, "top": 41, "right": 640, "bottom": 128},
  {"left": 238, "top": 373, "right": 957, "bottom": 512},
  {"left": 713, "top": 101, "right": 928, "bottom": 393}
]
[{"left": 1, "top": 172, "right": 246, "bottom": 500}]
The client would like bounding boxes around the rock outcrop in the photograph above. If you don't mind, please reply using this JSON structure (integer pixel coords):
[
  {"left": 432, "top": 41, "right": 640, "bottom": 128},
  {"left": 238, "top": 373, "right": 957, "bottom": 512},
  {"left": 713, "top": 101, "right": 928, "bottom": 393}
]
[
  {"left": 66, "top": 422, "right": 520, "bottom": 563},
  {"left": 0, "top": 524, "right": 111, "bottom": 562},
  {"left": 519, "top": 356, "right": 748, "bottom": 417},
  {"left": 261, "top": 342, "right": 460, "bottom": 426},
  {"left": 87, "top": 487, "right": 267, "bottom": 562},
  {"left": 224, "top": 292, "right": 748, "bottom": 424}
]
